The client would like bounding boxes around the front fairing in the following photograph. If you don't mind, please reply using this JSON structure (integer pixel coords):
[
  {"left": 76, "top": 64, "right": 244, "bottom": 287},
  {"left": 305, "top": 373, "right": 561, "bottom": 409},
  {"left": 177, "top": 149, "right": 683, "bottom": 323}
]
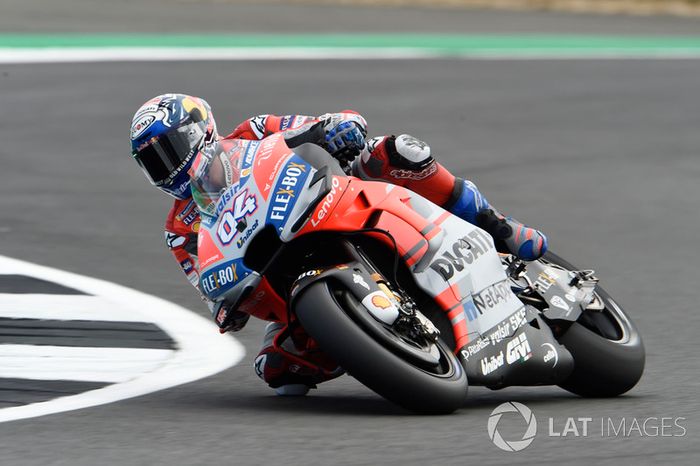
[{"left": 193, "top": 134, "right": 331, "bottom": 304}]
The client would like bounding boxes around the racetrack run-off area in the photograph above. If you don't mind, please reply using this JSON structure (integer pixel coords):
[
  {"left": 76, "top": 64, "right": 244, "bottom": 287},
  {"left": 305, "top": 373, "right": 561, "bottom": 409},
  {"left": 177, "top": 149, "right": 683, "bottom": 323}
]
[{"left": 0, "top": 255, "right": 244, "bottom": 423}]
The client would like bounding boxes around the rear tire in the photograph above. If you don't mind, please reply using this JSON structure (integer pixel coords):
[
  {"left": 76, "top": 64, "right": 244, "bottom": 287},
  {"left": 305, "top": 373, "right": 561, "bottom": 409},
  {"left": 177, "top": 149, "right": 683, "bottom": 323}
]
[
  {"left": 544, "top": 252, "right": 645, "bottom": 397},
  {"left": 294, "top": 281, "right": 468, "bottom": 414}
]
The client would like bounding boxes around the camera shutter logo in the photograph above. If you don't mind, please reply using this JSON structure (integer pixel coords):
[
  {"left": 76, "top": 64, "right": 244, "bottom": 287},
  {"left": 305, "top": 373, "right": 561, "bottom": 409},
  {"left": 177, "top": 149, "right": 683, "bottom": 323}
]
[{"left": 487, "top": 402, "right": 537, "bottom": 452}]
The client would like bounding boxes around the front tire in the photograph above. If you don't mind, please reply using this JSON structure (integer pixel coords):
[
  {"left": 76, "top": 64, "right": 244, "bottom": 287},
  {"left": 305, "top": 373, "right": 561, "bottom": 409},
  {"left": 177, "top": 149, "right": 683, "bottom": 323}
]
[
  {"left": 544, "top": 252, "right": 645, "bottom": 397},
  {"left": 294, "top": 281, "right": 468, "bottom": 414}
]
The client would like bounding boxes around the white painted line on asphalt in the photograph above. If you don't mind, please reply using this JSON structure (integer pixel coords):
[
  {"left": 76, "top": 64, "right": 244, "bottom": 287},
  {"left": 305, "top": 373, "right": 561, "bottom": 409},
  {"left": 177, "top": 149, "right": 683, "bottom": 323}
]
[
  {"left": 0, "top": 47, "right": 437, "bottom": 63},
  {"left": 0, "top": 255, "right": 245, "bottom": 423},
  {"left": 1, "top": 47, "right": 700, "bottom": 64},
  {"left": 0, "top": 345, "right": 174, "bottom": 383},
  {"left": 0, "top": 294, "right": 155, "bottom": 322}
]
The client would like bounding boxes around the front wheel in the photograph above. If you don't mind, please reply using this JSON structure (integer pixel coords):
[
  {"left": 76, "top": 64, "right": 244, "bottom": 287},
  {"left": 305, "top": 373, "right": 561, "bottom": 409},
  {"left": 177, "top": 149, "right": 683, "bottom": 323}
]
[{"left": 294, "top": 281, "right": 468, "bottom": 414}]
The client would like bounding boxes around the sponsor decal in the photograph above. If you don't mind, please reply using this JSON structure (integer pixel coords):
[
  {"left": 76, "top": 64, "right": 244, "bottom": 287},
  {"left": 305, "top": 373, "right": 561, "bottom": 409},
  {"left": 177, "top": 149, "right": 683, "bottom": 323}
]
[
  {"left": 486, "top": 321, "right": 513, "bottom": 345},
  {"left": 130, "top": 113, "right": 156, "bottom": 139},
  {"left": 564, "top": 292, "right": 577, "bottom": 303},
  {"left": 508, "top": 308, "right": 528, "bottom": 335},
  {"left": 216, "top": 189, "right": 258, "bottom": 245},
  {"left": 371, "top": 294, "right": 392, "bottom": 310},
  {"left": 252, "top": 135, "right": 291, "bottom": 201},
  {"left": 297, "top": 269, "right": 321, "bottom": 280},
  {"left": 481, "top": 351, "right": 505, "bottom": 376},
  {"left": 268, "top": 157, "right": 309, "bottom": 228},
  {"left": 428, "top": 230, "right": 494, "bottom": 280},
  {"left": 460, "top": 308, "right": 527, "bottom": 360},
  {"left": 550, "top": 295, "right": 571, "bottom": 312},
  {"left": 199, "top": 252, "right": 223, "bottom": 269},
  {"left": 473, "top": 281, "right": 514, "bottom": 318},
  {"left": 535, "top": 270, "right": 557, "bottom": 293},
  {"left": 235, "top": 218, "right": 259, "bottom": 249},
  {"left": 180, "top": 259, "right": 194, "bottom": 274},
  {"left": 389, "top": 163, "right": 437, "bottom": 181},
  {"left": 353, "top": 273, "right": 370, "bottom": 290},
  {"left": 460, "top": 338, "right": 490, "bottom": 361},
  {"left": 541, "top": 343, "right": 559, "bottom": 368},
  {"left": 462, "top": 296, "right": 480, "bottom": 322},
  {"left": 256, "top": 134, "right": 280, "bottom": 167},
  {"left": 506, "top": 333, "right": 532, "bottom": 364},
  {"left": 180, "top": 209, "right": 199, "bottom": 227},
  {"left": 215, "top": 306, "right": 228, "bottom": 325},
  {"left": 361, "top": 291, "right": 399, "bottom": 325},
  {"left": 250, "top": 115, "right": 268, "bottom": 139},
  {"left": 279, "top": 115, "right": 294, "bottom": 131},
  {"left": 176, "top": 200, "right": 197, "bottom": 223},
  {"left": 200, "top": 260, "right": 241, "bottom": 297},
  {"left": 215, "top": 185, "right": 238, "bottom": 217},
  {"left": 310, "top": 177, "right": 343, "bottom": 228},
  {"left": 242, "top": 140, "right": 261, "bottom": 168},
  {"left": 220, "top": 152, "right": 234, "bottom": 184}
]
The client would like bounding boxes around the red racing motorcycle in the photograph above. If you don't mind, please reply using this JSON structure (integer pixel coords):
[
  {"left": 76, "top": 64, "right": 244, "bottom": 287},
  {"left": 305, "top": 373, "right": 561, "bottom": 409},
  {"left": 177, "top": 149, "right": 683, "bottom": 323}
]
[{"left": 190, "top": 133, "right": 645, "bottom": 414}]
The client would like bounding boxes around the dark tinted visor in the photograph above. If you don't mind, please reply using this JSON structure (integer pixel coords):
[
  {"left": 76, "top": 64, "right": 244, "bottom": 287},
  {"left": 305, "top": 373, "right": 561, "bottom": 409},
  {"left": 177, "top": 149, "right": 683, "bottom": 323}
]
[{"left": 134, "top": 121, "right": 206, "bottom": 185}]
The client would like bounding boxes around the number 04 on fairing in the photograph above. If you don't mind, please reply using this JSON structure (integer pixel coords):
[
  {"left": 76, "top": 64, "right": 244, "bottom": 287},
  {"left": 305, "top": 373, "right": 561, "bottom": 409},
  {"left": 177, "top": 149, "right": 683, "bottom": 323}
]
[{"left": 190, "top": 134, "right": 645, "bottom": 413}]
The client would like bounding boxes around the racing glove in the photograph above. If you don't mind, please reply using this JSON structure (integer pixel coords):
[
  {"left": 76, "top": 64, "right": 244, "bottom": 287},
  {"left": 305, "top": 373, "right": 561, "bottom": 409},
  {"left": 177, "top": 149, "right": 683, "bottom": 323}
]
[
  {"left": 322, "top": 114, "right": 367, "bottom": 166},
  {"left": 325, "top": 121, "right": 366, "bottom": 157},
  {"left": 209, "top": 301, "right": 251, "bottom": 333}
]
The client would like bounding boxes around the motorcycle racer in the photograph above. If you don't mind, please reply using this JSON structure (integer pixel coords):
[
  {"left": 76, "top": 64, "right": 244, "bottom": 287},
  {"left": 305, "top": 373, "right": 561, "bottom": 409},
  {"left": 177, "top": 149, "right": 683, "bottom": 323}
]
[{"left": 130, "top": 93, "right": 548, "bottom": 395}]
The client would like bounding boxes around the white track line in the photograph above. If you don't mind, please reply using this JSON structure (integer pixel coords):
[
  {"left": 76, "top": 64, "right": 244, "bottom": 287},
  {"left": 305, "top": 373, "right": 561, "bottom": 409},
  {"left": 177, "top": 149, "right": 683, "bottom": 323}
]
[
  {"left": 0, "top": 255, "right": 245, "bottom": 423},
  {"left": 0, "top": 345, "right": 174, "bottom": 383},
  {"left": 0, "top": 294, "right": 155, "bottom": 322},
  {"left": 1, "top": 47, "right": 700, "bottom": 64}
]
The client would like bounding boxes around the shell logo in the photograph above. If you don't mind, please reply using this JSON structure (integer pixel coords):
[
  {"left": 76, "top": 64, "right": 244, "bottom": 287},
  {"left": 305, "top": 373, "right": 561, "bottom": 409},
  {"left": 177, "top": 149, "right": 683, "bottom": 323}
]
[{"left": 371, "top": 294, "right": 392, "bottom": 310}]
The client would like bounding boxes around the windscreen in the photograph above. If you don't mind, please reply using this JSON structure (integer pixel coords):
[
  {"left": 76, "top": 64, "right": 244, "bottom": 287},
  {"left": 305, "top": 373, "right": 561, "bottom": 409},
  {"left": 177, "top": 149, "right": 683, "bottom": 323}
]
[{"left": 189, "top": 141, "right": 243, "bottom": 217}]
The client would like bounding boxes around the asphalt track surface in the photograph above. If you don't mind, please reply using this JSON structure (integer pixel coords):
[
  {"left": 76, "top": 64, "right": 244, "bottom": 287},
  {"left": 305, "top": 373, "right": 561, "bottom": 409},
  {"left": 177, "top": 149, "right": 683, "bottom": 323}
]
[{"left": 2, "top": 4, "right": 700, "bottom": 466}]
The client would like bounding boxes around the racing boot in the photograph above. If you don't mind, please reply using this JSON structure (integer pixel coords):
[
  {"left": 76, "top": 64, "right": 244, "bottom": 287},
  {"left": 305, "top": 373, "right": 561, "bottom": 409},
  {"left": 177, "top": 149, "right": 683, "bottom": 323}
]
[
  {"left": 447, "top": 179, "right": 548, "bottom": 261},
  {"left": 353, "top": 134, "right": 547, "bottom": 261},
  {"left": 253, "top": 322, "right": 343, "bottom": 396}
]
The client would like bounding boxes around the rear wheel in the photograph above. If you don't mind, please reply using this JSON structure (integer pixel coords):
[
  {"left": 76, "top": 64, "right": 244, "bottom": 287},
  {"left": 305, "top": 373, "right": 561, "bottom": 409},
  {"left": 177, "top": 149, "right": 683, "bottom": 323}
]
[
  {"left": 544, "top": 252, "right": 645, "bottom": 397},
  {"left": 294, "top": 280, "right": 468, "bottom": 414}
]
